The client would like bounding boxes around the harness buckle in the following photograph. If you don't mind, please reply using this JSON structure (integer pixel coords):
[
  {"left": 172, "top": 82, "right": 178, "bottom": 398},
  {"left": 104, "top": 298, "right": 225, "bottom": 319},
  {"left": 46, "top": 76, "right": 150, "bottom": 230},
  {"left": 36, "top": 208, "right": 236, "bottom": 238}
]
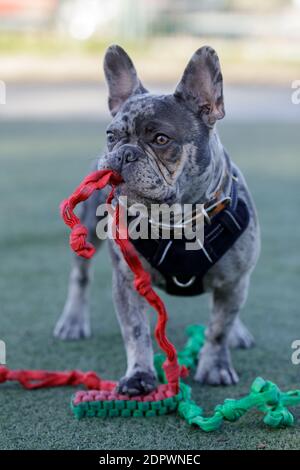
[{"left": 205, "top": 196, "right": 232, "bottom": 223}]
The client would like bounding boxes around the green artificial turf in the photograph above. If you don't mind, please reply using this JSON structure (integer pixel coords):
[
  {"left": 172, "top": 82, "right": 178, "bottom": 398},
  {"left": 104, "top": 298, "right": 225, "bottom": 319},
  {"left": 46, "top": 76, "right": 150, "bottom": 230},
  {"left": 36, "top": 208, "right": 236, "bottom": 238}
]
[{"left": 0, "top": 118, "right": 299, "bottom": 450}]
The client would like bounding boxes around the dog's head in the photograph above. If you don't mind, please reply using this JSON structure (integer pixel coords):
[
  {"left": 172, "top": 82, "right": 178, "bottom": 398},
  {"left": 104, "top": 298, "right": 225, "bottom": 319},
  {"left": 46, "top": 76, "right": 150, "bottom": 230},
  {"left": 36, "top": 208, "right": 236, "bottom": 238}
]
[{"left": 99, "top": 45, "right": 225, "bottom": 206}]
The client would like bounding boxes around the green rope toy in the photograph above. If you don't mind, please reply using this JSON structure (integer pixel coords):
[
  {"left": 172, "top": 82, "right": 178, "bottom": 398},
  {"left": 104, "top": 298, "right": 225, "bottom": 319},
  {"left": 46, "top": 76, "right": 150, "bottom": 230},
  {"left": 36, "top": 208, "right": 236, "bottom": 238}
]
[{"left": 71, "top": 325, "right": 300, "bottom": 432}]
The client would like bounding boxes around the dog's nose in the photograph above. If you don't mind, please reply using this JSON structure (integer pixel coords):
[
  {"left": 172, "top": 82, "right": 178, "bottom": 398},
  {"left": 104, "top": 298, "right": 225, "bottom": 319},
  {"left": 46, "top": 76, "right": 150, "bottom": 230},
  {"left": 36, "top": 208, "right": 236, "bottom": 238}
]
[
  {"left": 98, "top": 145, "right": 139, "bottom": 174},
  {"left": 124, "top": 148, "right": 138, "bottom": 163}
]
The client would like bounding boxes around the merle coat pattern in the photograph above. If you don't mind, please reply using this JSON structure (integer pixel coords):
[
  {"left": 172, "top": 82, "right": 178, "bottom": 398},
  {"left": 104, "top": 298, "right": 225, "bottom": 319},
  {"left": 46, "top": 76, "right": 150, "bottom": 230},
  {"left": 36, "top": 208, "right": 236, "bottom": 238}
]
[{"left": 54, "top": 45, "right": 260, "bottom": 394}]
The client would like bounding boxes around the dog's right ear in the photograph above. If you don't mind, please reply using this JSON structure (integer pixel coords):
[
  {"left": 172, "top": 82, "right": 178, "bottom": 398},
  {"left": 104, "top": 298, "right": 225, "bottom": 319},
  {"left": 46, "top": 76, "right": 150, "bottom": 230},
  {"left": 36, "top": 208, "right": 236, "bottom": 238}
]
[{"left": 104, "top": 45, "right": 147, "bottom": 116}]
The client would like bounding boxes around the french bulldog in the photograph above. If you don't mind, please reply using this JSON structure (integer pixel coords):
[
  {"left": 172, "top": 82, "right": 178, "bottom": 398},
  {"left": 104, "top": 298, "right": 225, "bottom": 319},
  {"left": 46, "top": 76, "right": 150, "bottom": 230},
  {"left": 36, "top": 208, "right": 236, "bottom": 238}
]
[{"left": 54, "top": 45, "right": 260, "bottom": 394}]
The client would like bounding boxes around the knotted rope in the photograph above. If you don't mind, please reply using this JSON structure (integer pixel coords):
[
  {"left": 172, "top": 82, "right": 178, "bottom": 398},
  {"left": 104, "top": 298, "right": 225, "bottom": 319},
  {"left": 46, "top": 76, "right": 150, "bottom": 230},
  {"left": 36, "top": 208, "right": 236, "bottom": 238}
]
[
  {"left": 0, "top": 366, "right": 115, "bottom": 391},
  {"left": 60, "top": 169, "right": 122, "bottom": 258}
]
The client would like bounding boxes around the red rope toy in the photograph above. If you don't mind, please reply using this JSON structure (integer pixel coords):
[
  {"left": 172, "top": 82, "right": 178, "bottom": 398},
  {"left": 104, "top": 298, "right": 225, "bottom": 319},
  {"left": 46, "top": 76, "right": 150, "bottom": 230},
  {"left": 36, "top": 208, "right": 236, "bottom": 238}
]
[{"left": 0, "top": 169, "right": 187, "bottom": 396}]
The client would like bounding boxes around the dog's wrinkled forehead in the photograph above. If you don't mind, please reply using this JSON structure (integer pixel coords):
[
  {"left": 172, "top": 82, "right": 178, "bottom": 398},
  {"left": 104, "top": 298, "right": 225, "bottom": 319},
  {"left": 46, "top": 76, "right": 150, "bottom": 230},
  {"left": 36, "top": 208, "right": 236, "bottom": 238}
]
[
  {"left": 114, "top": 94, "right": 155, "bottom": 130},
  {"left": 109, "top": 93, "right": 198, "bottom": 139}
]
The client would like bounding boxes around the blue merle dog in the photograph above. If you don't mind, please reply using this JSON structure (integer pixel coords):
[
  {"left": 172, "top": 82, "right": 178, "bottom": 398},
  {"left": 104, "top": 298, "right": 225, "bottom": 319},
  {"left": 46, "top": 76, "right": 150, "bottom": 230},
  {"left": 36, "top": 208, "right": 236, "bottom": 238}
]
[{"left": 54, "top": 45, "right": 260, "bottom": 396}]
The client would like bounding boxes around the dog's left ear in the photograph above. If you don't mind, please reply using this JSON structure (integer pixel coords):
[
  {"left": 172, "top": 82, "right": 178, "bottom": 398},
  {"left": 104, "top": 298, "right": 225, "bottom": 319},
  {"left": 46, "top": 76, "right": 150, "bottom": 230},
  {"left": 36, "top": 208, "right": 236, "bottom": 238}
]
[
  {"left": 174, "top": 46, "right": 225, "bottom": 127},
  {"left": 104, "top": 45, "right": 147, "bottom": 116}
]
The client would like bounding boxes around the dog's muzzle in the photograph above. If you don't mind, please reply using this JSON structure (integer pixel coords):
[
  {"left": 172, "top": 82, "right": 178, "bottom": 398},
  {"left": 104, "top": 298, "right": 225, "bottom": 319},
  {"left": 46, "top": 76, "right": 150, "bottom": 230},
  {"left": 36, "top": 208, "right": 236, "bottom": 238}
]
[{"left": 98, "top": 144, "right": 143, "bottom": 174}]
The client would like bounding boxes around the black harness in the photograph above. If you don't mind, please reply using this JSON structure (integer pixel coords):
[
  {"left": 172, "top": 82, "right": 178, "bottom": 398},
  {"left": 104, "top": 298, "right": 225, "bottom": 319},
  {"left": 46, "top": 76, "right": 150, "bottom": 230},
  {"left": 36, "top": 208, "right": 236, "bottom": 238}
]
[{"left": 129, "top": 173, "right": 250, "bottom": 296}]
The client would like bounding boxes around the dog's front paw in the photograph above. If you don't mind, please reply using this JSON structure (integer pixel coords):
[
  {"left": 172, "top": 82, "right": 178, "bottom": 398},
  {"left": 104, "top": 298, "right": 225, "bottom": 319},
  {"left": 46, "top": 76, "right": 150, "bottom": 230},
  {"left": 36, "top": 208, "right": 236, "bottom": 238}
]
[
  {"left": 116, "top": 370, "right": 157, "bottom": 396},
  {"left": 53, "top": 302, "right": 91, "bottom": 340},
  {"left": 194, "top": 344, "right": 239, "bottom": 386}
]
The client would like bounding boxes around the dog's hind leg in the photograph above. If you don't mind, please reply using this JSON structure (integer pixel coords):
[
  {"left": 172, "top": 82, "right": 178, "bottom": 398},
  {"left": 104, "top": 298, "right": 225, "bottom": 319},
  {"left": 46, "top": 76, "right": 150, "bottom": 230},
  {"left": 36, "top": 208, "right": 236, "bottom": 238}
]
[
  {"left": 195, "top": 273, "right": 250, "bottom": 385},
  {"left": 54, "top": 187, "right": 105, "bottom": 340}
]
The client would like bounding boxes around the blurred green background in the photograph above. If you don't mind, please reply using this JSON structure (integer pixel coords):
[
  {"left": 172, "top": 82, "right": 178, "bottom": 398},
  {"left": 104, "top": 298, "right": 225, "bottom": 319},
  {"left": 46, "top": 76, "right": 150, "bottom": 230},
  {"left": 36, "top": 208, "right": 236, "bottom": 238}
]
[{"left": 0, "top": 0, "right": 300, "bottom": 451}]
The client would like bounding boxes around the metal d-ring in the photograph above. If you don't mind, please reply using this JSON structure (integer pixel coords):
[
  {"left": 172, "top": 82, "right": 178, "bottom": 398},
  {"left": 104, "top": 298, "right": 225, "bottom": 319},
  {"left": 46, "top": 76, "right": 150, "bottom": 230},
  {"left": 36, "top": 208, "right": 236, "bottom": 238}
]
[{"left": 172, "top": 275, "right": 196, "bottom": 288}]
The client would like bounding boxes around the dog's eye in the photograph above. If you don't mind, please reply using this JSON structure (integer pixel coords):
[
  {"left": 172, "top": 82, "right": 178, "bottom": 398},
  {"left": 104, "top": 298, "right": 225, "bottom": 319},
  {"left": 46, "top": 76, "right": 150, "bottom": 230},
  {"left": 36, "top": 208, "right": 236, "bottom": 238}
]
[
  {"left": 107, "top": 132, "right": 116, "bottom": 145},
  {"left": 154, "top": 134, "right": 169, "bottom": 146}
]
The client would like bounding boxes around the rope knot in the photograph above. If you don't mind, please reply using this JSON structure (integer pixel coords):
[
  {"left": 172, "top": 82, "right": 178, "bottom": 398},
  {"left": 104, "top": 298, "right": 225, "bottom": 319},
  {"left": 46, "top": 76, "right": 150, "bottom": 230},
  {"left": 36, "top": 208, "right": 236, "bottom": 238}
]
[
  {"left": 70, "top": 224, "right": 95, "bottom": 259},
  {"left": 251, "top": 377, "right": 281, "bottom": 407},
  {"left": 82, "top": 371, "right": 103, "bottom": 390},
  {"left": 215, "top": 399, "right": 246, "bottom": 422},
  {"left": 264, "top": 406, "right": 294, "bottom": 428}
]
